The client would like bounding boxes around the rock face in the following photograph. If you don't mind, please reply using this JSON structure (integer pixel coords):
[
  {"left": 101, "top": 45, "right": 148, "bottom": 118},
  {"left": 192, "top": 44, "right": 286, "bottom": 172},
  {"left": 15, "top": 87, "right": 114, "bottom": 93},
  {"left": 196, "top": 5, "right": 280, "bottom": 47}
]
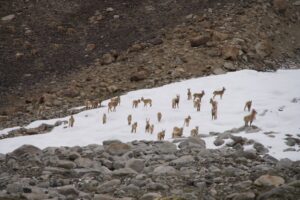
[{"left": 0, "top": 139, "right": 298, "bottom": 199}]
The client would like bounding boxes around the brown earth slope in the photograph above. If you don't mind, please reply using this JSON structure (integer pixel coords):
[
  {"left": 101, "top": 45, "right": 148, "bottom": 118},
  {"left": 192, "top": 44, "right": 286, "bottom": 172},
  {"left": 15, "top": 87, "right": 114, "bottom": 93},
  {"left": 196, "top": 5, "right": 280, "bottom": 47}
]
[{"left": 0, "top": 0, "right": 300, "bottom": 129}]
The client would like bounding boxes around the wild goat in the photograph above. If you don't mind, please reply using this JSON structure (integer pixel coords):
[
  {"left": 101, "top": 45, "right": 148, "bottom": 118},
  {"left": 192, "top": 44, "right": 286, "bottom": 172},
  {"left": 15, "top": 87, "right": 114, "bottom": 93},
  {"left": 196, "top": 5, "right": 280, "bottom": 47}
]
[
  {"left": 127, "top": 114, "right": 132, "bottom": 125},
  {"left": 149, "top": 124, "right": 154, "bottom": 134},
  {"left": 213, "top": 87, "right": 226, "bottom": 99},
  {"left": 193, "top": 90, "right": 205, "bottom": 101},
  {"left": 194, "top": 98, "right": 201, "bottom": 111},
  {"left": 244, "top": 109, "right": 257, "bottom": 126},
  {"left": 108, "top": 101, "right": 118, "bottom": 112},
  {"left": 145, "top": 119, "right": 151, "bottom": 133},
  {"left": 190, "top": 126, "right": 199, "bottom": 137},
  {"left": 86, "top": 100, "right": 101, "bottom": 109},
  {"left": 183, "top": 115, "right": 191, "bottom": 127},
  {"left": 132, "top": 99, "right": 141, "bottom": 108},
  {"left": 131, "top": 122, "right": 138, "bottom": 133},
  {"left": 210, "top": 98, "right": 218, "bottom": 120},
  {"left": 187, "top": 88, "right": 192, "bottom": 100},
  {"left": 157, "top": 112, "right": 162, "bottom": 122},
  {"left": 172, "top": 127, "right": 184, "bottom": 138},
  {"left": 172, "top": 95, "right": 180, "bottom": 109},
  {"left": 102, "top": 113, "right": 107, "bottom": 124},
  {"left": 244, "top": 100, "right": 252, "bottom": 112},
  {"left": 85, "top": 100, "right": 93, "bottom": 109},
  {"left": 157, "top": 130, "right": 165, "bottom": 141},
  {"left": 69, "top": 115, "right": 75, "bottom": 127},
  {"left": 141, "top": 97, "right": 152, "bottom": 107},
  {"left": 111, "top": 96, "right": 121, "bottom": 105}
]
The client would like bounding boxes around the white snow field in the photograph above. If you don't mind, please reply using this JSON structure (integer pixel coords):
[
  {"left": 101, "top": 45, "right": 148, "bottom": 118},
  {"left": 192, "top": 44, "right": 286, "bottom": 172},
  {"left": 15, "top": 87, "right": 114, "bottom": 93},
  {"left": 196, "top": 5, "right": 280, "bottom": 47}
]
[{"left": 0, "top": 69, "right": 300, "bottom": 160}]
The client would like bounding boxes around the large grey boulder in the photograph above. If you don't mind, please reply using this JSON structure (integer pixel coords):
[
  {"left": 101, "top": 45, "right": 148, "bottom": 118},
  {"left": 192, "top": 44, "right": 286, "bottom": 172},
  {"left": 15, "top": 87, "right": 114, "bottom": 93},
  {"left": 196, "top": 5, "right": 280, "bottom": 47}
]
[
  {"left": 97, "top": 179, "right": 121, "bottom": 193},
  {"left": 156, "top": 142, "right": 177, "bottom": 154},
  {"left": 125, "top": 159, "right": 144, "bottom": 173},
  {"left": 153, "top": 166, "right": 177, "bottom": 176}
]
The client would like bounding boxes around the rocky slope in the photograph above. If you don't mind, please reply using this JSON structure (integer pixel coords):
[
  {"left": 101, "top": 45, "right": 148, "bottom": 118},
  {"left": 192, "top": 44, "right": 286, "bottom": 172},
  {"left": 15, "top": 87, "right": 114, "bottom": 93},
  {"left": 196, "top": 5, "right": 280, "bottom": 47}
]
[
  {"left": 0, "top": 0, "right": 300, "bottom": 129},
  {"left": 0, "top": 138, "right": 299, "bottom": 200}
]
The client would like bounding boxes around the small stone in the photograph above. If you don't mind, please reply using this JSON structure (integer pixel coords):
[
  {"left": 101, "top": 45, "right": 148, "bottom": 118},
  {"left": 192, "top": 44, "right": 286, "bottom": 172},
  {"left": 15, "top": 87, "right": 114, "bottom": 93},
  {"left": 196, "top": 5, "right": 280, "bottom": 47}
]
[
  {"left": 102, "top": 53, "right": 115, "bottom": 65},
  {"left": 85, "top": 43, "right": 96, "bottom": 51},
  {"left": 106, "top": 7, "right": 114, "bottom": 12}
]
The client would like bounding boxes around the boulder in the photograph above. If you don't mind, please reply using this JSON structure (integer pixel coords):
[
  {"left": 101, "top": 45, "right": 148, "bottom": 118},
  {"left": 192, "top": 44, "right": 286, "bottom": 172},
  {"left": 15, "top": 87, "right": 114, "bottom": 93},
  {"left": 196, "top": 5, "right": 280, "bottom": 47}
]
[
  {"left": 153, "top": 166, "right": 177, "bottom": 176},
  {"left": 106, "top": 142, "right": 131, "bottom": 156},
  {"left": 57, "top": 185, "right": 79, "bottom": 196},
  {"left": 125, "top": 159, "right": 144, "bottom": 173},
  {"left": 97, "top": 179, "right": 121, "bottom": 193},
  {"left": 222, "top": 45, "right": 240, "bottom": 60},
  {"left": 212, "top": 31, "right": 229, "bottom": 41},
  {"left": 214, "top": 138, "right": 225, "bottom": 146},
  {"left": 102, "top": 53, "right": 115, "bottom": 65},
  {"left": 255, "top": 40, "right": 272, "bottom": 58},
  {"left": 190, "top": 35, "right": 211, "bottom": 47},
  {"left": 170, "top": 155, "right": 195, "bottom": 167},
  {"left": 6, "top": 183, "right": 23, "bottom": 194},
  {"left": 10, "top": 144, "right": 42, "bottom": 157},
  {"left": 1, "top": 14, "right": 15, "bottom": 22},
  {"left": 56, "top": 160, "right": 76, "bottom": 169},
  {"left": 276, "top": 158, "right": 293, "bottom": 169},
  {"left": 178, "top": 136, "right": 206, "bottom": 149},
  {"left": 112, "top": 168, "right": 137, "bottom": 176},
  {"left": 130, "top": 70, "right": 149, "bottom": 82},
  {"left": 254, "top": 175, "right": 285, "bottom": 187},
  {"left": 140, "top": 193, "right": 162, "bottom": 200},
  {"left": 155, "top": 142, "right": 177, "bottom": 154},
  {"left": 273, "top": 0, "right": 288, "bottom": 13},
  {"left": 74, "top": 157, "right": 94, "bottom": 168}
]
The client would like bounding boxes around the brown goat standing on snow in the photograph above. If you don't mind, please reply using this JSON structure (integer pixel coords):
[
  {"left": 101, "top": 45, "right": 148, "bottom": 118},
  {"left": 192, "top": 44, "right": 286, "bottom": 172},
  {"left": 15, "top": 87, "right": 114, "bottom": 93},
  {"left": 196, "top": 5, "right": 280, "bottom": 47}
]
[
  {"left": 157, "top": 130, "right": 165, "bottom": 141},
  {"left": 127, "top": 114, "right": 132, "bottom": 125},
  {"left": 187, "top": 88, "right": 192, "bottom": 100},
  {"left": 157, "top": 112, "right": 162, "bottom": 122},
  {"left": 244, "top": 109, "right": 257, "bottom": 126},
  {"left": 172, "top": 127, "right": 184, "bottom": 138},
  {"left": 210, "top": 98, "right": 218, "bottom": 120},
  {"left": 213, "top": 87, "right": 226, "bottom": 99},
  {"left": 244, "top": 100, "right": 252, "bottom": 112},
  {"left": 141, "top": 97, "right": 152, "bottom": 107},
  {"left": 172, "top": 95, "right": 180, "bottom": 109},
  {"left": 131, "top": 122, "right": 138, "bottom": 133}
]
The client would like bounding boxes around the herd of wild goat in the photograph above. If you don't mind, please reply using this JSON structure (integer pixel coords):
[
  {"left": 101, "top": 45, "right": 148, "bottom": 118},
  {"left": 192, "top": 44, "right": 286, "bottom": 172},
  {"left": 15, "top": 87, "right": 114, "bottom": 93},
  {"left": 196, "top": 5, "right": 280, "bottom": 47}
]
[{"left": 68, "top": 87, "right": 257, "bottom": 141}]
